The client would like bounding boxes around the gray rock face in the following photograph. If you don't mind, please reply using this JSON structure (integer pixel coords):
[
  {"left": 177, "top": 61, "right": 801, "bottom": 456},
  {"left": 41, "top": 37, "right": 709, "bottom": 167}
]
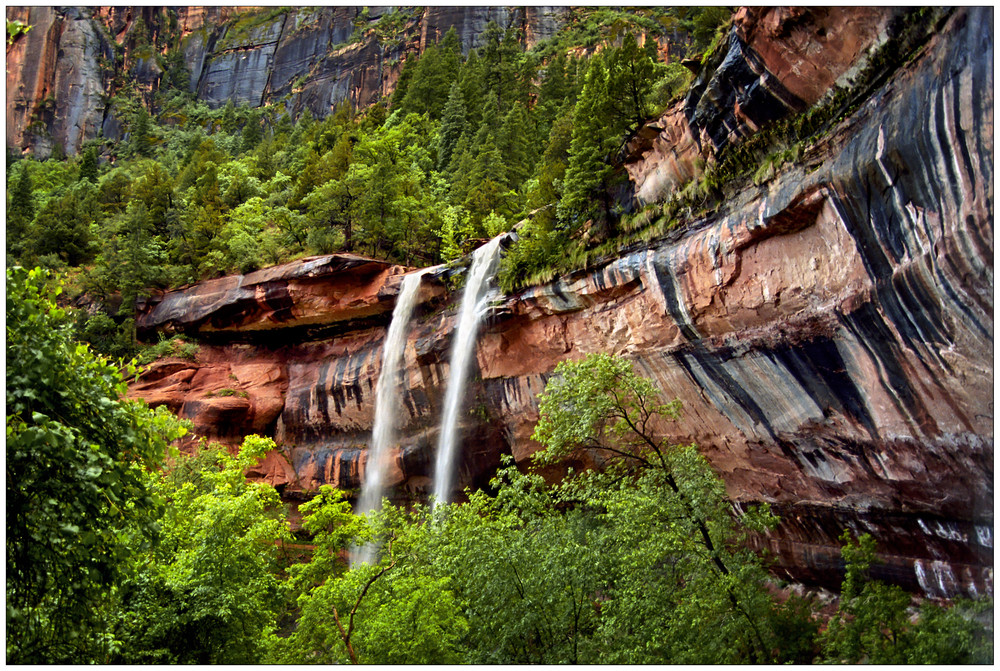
[
  {"left": 6, "top": 6, "right": 111, "bottom": 157},
  {"left": 419, "top": 6, "right": 515, "bottom": 53},
  {"left": 7, "top": 6, "right": 576, "bottom": 153},
  {"left": 197, "top": 15, "right": 286, "bottom": 107}
]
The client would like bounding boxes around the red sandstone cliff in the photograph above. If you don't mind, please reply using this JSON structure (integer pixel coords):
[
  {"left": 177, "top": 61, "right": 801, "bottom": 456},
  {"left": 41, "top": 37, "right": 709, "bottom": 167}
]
[{"left": 124, "top": 7, "right": 992, "bottom": 599}]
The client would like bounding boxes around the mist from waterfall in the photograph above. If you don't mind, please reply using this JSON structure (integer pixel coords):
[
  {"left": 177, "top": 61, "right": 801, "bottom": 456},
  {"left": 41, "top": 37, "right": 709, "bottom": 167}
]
[
  {"left": 351, "top": 268, "right": 429, "bottom": 566},
  {"left": 432, "top": 236, "right": 504, "bottom": 509}
]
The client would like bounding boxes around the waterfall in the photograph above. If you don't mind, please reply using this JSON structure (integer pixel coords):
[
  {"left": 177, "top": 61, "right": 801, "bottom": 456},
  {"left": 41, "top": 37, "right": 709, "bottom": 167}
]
[
  {"left": 432, "top": 236, "right": 505, "bottom": 508},
  {"left": 351, "top": 268, "right": 429, "bottom": 566}
]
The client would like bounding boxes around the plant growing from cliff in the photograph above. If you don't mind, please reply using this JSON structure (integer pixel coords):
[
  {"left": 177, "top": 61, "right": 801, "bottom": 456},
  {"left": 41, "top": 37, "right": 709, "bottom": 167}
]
[
  {"left": 6, "top": 18, "right": 31, "bottom": 45},
  {"left": 6, "top": 266, "right": 187, "bottom": 663}
]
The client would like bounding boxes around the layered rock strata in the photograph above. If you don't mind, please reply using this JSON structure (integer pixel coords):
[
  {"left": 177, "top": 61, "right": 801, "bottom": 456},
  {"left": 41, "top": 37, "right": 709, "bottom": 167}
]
[{"left": 130, "top": 7, "right": 993, "bottom": 598}]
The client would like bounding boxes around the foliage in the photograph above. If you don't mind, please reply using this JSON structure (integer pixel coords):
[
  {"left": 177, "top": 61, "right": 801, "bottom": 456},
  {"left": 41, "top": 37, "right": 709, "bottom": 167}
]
[
  {"left": 266, "top": 487, "right": 468, "bottom": 664},
  {"left": 8, "top": 7, "right": 745, "bottom": 345},
  {"left": 557, "top": 32, "right": 658, "bottom": 232},
  {"left": 530, "top": 353, "right": 805, "bottom": 663},
  {"left": 7, "top": 17, "right": 31, "bottom": 45},
  {"left": 6, "top": 267, "right": 187, "bottom": 663},
  {"left": 110, "top": 435, "right": 292, "bottom": 664},
  {"left": 820, "top": 531, "right": 993, "bottom": 664}
]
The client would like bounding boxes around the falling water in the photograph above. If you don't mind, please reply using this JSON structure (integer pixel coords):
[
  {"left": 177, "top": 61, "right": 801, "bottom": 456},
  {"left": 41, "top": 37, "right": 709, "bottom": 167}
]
[
  {"left": 351, "top": 268, "right": 429, "bottom": 566},
  {"left": 432, "top": 236, "right": 505, "bottom": 509}
]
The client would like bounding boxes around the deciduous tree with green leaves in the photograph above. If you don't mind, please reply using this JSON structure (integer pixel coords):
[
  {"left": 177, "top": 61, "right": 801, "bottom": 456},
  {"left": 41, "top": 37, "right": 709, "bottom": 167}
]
[
  {"left": 110, "top": 436, "right": 292, "bottom": 664},
  {"left": 531, "top": 353, "right": 807, "bottom": 663},
  {"left": 6, "top": 266, "right": 186, "bottom": 663},
  {"left": 820, "top": 532, "right": 993, "bottom": 664},
  {"left": 267, "top": 488, "right": 468, "bottom": 665}
]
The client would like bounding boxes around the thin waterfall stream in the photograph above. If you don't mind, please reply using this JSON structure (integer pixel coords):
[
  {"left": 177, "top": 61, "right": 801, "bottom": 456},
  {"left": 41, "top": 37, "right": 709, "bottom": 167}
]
[
  {"left": 351, "top": 268, "right": 430, "bottom": 566},
  {"left": 432, "top": 236, "right": 505, "bottom": 508}
]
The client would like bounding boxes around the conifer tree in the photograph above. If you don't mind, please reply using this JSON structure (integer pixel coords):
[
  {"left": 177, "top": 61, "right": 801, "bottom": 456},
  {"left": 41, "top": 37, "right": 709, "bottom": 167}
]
[
  {"left": 129, "top": 106, "right": 154, "bottom": 158},
  {"left": 7, "top": 163, "right": 35, "bottom": 256},
  {"left": 241, "top": 109, "right": 263, "bottom": 153},
  {"left": 496, "top": 101, "right": 538, "bottom": 191},
  {"left": 606, "top": 31, "right": 657, "bottom": 132},
  {"left": 437, "top": 80, "right": 468, "bottom": 172},
  {"left": 458, "top": 50, "right": 486, "bottom": 130},
  {"left": 446, "top": 131, "right": 475, "bottom": 203},
  {"left": 28, "top": 183, "right": 99, "bottom": 266},
  {"left": 399, "top": 28, "right": 462, "bottom": 121},
  {"left": 559, "top": 54, "right": 615, "bottom": 226},
  {"left": 390, "top": 53, "right": 418, "bottom": 111},
  {"left": 398, "top": 45, "right": 441, "bottom": 117},
  {"left": 464, "top": 136, "right": 517, "bottom": 226},
  {"left": 79, "top": 146, "right": 99, "bottom": 183},
  {"left": 480, "top": 22, "right": 522, "bottom": 113}
]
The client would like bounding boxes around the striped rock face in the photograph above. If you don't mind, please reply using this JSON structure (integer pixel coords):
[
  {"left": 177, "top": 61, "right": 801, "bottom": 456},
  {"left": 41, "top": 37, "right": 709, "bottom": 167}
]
[{"left": 129, "top": 7, "right": 992, "bottom": 597}]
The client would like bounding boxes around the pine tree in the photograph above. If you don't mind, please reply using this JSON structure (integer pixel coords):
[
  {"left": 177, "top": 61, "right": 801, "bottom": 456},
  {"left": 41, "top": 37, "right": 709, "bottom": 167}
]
[
  {"left": 79, "top": 146, "right": 99, "bottom": 183},
  {"left": 446, "top": 131, "right": 475, "bottom": 203},
  {"left": 390, "top": 53, "right": 418, "bottom": 111},
  {"left": 459, "top": 50, "right": 486, "bottom": 130},
  {"left": 241, "top": 109, "right": 263, "bottom": 153},
  {"left": 606, "top": 31, "right": 657, "bottom": 132},
  {"left": 220, "top": 100, "right": 238, "bottom": 134},
  {"left": 399, "top": 45, "right": 441, "bottom": 117},
  {"left": 496, "top": 102, "right": 538, "bottom": 191},
  {"left": 480, "top": 22, "right": 522, "bottom": 114},
  {"left": 398, "top": 29, "right": 461, "bottom": 122},
  {"left": 464, "top": 136, "right": 517, "bottom": 226},
  {"left": 7, "top": 163, "right": 35, "bottom": 256},
  {"left": 28, "top": 183, "right": 99, "bottom": 266},
  {"left": 129, "top": 106, "right": 154, "bottom": 158},
  {"left": 558, "top": 54, "right": 615, "bottom": 226},
  {"left": 437, "top": 80, "right": 468, "bottom": 172}
]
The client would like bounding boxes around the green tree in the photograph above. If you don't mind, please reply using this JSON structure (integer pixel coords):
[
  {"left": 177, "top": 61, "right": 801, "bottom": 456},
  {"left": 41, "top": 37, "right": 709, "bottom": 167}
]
[
  {"left": 496, "top": 101, "right": 538, "bottom": 191},
  {"left": 820, "top": 532, "right": 993, "bottom": 664},
  {"left": 78, "top": 145, "right": 99, "bottom": 183},
  {"left": 93, "top": 201, "right": 168, "bottom": 315},
  {"left": 531, "top": 353, "right": 800, "bottom": 663},
  {"left": 479, "top": 21, "right": 522, "bottom": 114},
  {"left": 128, "top": 105, "right": 155, "bottom": 158},
  {"left": 6, "top": 267, "right": 185, "bottom": 663},
  {"left": 389, "top": 53, "right": 418, "bottom": 111},
  {"left": 267, "top": 488, "right": 468, "bottom": 664},
  {"left": 111, "top": 436, "right": 292, "bottom": 664},
  {"left": 436, "top": 80, "right": 467, "bottom": 172},
  {"left": 131, "top": 161, "right": 175, "bottom": 236},
  {"left": 97, "top": 166, "right": 133, "bottom": 216},
  {"left": 398, "top": 28, "right": 462, "bottom": 121},
  {"left": 457, "top": 49, "right": 486, "bottom": 130},
  {"left": 219, "top": 197, "right": 292, "bottom": 271},
  {"left": 27, "top": 181, "right": 99, "bottom": 266},
  {"left": 422, "top": 467, "right": 608, "bottom": 663},
  {"left": 241, "top": 108, "right": 263, "bottom": 153},
  {"left": 606, "top": 31, "right": 658, "bottom": 132},
  {"left": 6, "top": 162, "right": 35, "bottom": 257}
]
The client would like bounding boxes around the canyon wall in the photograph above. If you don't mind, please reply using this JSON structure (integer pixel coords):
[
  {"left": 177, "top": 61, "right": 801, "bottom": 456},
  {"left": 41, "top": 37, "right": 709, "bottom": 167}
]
[
  {"left": 129, "top": 7, "right": 993, "bottom": 598},
  {"left": 5, "top": 6, "right": 568, "bottom": 157}
]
